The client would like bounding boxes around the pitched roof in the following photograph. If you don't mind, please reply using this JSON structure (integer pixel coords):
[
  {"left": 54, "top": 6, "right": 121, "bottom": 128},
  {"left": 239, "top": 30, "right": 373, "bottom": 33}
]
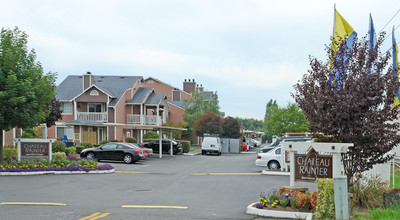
[
  {"left": 199, "top": 91, "right": 214, "bottom": 101},
  {"left": 146, "top": 93, "right": 166, "bottom": 105},
  {"left": 126, "top": 87, "right": 154, "bottom": 104},
  {"left": 55, "top": 75, "right": 143, "bottom": 106},
  {"left": 168, "top": 101, "right": 188, "bottom": 109}
]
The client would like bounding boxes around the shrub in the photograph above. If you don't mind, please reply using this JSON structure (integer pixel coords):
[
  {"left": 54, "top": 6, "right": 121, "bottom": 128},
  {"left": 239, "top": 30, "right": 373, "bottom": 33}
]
[
  {"left": 350, "top": 175, "right": 389, "bottom": 208},
  {"left": 52, "top": 142, "right": 66, "bottom": 153},
  {"left": 280, "top": 198, "right": 289, "bottom": 207},
  {"left": 316, "top": 178, "right": 334, "bottom": 218},
  {"left": 93, "top": 144, "right": 101, "bottom": 147},
  {"left": 109, "top": 139, "right": 120, "bottom": 142},
  {"left": 125, "top": 137, "right": 137, "bottom": 143},
  {"left": 179, "top": 140, "right": 191, "bottom": 153},
  {"left": 296, "top": 192, "right": 312, "bottom": 210},
  {"left": 143, "top": 131, "right": 159, "bottom": 139},
  {"left": 65, "top": 147, "right": 71, "bottom": 156},
  {"left": 269, "top": 192, "right": 279, "bottom": 203},
  {"left": 3, "top": 145, "right": 18, "bottom": 162},
  {"left": 143, "top": 138, "right": 157, "bottom": 143},
  {"left": 80, "top": 142, "right": 93, "bottom": 148},
  {"left": 76, "top": 146, "right": 84, "bottom": 154},
  {"left": 289, "top": 197, "right": 298, "bottom": 208},
  {"left": 54, "top": 152, "right": 66, "bottom": 160},
  {"left": 99, "top": 140, "right": 109, "bottom": 145},
  {"left": 69, "top": 147, "right": 76, "bottom": 154}
]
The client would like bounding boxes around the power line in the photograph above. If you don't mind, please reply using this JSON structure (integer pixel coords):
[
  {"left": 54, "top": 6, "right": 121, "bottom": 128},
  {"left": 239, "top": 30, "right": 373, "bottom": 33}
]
[{"left": 379, "top": 9, "right": 400, "bottom": 34}]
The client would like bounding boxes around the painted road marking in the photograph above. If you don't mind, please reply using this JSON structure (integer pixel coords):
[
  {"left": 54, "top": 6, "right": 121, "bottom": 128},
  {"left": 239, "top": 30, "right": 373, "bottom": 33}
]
[
  {"left": 79, "top": 212, "right": 110, "bottom": 220},
  {"left": 122, "top": 205, "right": 188, "bottom": 209},
  {"left": 191, "top": 173, "right": 261, "bottom": 176},
  {"left": 115, "top": 171, "right": 169, "bottom": 175},
  {"left": 0, "top": 202, "right": 67, "bottom": 206}
]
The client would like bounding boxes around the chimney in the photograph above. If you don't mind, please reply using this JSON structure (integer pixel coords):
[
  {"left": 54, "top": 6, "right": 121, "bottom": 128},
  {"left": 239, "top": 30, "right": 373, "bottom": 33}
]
[
  {"left": 197, "top": 84, "right": 204, "bottom": 92},
  {"left": 83, "top": 71, "right": 95, "bottom": 90},
  {"left": 183, "top": 78, "right": 196, "bottom": 94}
]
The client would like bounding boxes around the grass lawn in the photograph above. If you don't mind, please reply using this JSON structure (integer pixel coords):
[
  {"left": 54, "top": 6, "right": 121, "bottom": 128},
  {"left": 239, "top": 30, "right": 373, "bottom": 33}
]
[
  {"left": 189, "top": 145, "right": 201, "bottom": 152},
  {"left": 390, "top": 169, "right": 400, "bottom": 188}
]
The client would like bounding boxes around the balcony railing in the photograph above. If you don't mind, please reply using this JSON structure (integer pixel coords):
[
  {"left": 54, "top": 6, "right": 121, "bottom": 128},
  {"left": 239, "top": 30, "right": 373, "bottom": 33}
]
[
  {"left": 127, "top": 114, "right": 161, "bottom": 125},
  {"left": 77, "top": 112, "right": 108, "bottom": 122}
]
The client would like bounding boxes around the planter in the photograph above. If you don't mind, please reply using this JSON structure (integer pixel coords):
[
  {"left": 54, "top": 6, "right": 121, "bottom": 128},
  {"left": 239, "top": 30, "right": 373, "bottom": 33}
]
[{"left": 246, "top": 202, "right": 313, "bottom": 220}]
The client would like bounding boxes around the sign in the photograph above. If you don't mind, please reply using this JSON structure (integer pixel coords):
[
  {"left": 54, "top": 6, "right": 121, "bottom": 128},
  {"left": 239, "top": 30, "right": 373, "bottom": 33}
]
[
  {"left": 20, "top": 142, "right": 50, "bottom": 160},
  {"left": 15, "top": 138, "right": 55, "bottom": 162},
  {"left": 294, "top": 148, "right": 332, "bottom": 182}
]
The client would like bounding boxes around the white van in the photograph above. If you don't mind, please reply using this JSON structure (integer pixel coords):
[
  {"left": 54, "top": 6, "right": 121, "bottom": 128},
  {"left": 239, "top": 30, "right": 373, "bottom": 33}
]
[{"left": 201, "top": 136, "right": 222, "bottom": 155}]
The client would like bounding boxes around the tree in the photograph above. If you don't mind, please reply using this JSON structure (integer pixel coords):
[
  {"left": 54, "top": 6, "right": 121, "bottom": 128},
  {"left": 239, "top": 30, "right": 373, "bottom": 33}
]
[
  {"left": 263, "top": 99, "right": 278, "bottom": 142},
  {"left": 0, "top": 27, "right": 56, "bottom": 162},
  {"left": 267, "top": 103, "right": 309, "bottom": 136},
  {"left": 236, "top": 117, "right": 263, "bottom": 131},
  {"left": 293, "top": 33, "right": 400, "bottom": 187},
  {"left": 43, "top": 98, "right": 62, "bottom": 127},
  {"left": 222, "top": 117, "right": 241, "bottom": 138},
  {"left": 193, "top": 112, "right": 222, "bottom": 137},
  {"left": 183, "top": 89, "right": 221, "bottom": 128}
]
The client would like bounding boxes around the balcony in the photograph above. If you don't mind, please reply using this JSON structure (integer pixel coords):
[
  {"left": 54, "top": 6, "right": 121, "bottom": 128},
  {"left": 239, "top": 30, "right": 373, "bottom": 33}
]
[
  {"left": 77, "top": 112, "right": 108, "bottom": 122},
  {"left": 127, "top": 114, "right": 161, "bottom": 125}
]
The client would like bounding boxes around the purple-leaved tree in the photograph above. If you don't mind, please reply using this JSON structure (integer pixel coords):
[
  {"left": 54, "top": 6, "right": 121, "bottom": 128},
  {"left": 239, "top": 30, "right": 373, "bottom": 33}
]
[{"left": 293, "top": 33, "right": 400, "bottom": 187}]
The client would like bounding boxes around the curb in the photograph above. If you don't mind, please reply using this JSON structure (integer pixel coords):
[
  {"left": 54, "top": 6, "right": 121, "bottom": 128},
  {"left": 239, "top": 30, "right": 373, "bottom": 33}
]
[
  {"left": 0, "top": 169, "right": 115, "bottom": 176},
  {"left": 246, "top": 202, "right": 313, "bottom": 220},
  {"left": 261, "top": 170, "right": 290, "bottom": 176}
]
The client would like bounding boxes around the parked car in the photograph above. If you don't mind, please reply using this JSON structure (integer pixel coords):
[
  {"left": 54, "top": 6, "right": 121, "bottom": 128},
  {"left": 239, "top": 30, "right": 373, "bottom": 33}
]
[
  {"left": 249, "top": 139, "right": 261, "bottom": 148},
  {"left": 259, "top": 136, "right": 312, "bottom": 153},
  {"left": 255, "top": 146, "right": 282, "bottom": 169},
  {"left": 123, "top": 143, "right": 147, "bottom": 159},
  {"left": 202, "top": 136, "right": 222, "bottom": 155},
  {"left": 142, "top": 139, "right": 182, "bottom": 155},
  {"left": 259, "top": 146, "right": 275, "bottom": 153},
  {"left": 80, "top": 143, "right": 141, "bottom": 164}
]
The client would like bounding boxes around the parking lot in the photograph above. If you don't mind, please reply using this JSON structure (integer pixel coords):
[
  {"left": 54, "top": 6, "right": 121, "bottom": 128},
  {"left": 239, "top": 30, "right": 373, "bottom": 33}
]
[{"left": 0, "top": 149, "right": 315, "bottom": 219}]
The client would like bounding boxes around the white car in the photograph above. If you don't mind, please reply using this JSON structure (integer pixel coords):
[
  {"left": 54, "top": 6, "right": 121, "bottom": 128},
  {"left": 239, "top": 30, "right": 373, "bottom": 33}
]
[{"left": 255, "top": 146, "right": 282, "bottom": 169}]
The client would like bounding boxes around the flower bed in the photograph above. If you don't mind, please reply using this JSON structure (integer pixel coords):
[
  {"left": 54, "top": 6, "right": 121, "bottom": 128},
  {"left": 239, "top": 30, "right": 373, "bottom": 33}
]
[{"left": 0, "top": 156, "right": 114, "bottom": 174}]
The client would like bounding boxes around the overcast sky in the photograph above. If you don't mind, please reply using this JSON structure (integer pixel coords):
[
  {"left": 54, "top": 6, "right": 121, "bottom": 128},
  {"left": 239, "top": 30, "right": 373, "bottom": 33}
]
[{"left": 1, "top": 0, "right": 399, "bottom": 120}]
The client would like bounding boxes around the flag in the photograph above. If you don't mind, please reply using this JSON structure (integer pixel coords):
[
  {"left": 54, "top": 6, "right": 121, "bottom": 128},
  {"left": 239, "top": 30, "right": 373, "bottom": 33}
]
[
  {"left": 368, "top": 13, "right": 377, "bottom": 75},
  {"left": 393, "top": 27, "right": 400, "bottom": 106},
  {"left": 330, "top": 8, "right": 357, "bottom": 86}
]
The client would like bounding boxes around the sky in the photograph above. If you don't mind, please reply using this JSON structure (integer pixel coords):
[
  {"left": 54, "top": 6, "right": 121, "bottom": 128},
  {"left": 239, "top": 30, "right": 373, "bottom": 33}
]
[{"left": 0, "top": 0, "right": 399, "bottom": 121}]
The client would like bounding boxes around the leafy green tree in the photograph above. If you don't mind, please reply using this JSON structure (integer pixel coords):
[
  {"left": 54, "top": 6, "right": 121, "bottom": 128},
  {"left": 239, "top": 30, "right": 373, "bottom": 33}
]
[
  {"left": 235, "top": 117, "right": 263, "bottom": 131},
  {"left": 267, "top": 103, "right": 309, "bottom": 136},
  {"left": 183, "top": 89, "right": 220, "bottom": 128},
  {"left": 222, "top": 117, "right": 241, "bottom": 138},
  {"left": 162, "top": 121, "right": 184, "bottom": 139},
  {"left": 263, "top": 99, "right": 278, "bottom": 142},
  {"left": 0, "top": 27, "right": 56, "bottom": 162},
  {"left": 293, "top": 33, "right": 400, "bottom": 187},
  {"left": 193, "top": 112, "right": 222, "bottom": 137}
]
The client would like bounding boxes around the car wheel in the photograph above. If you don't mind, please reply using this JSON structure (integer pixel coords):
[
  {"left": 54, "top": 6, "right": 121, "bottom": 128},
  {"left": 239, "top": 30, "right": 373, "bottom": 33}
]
[
  {"left": 86, "top": 152, "right": 95, "bottom": 160},
  {"left": 268, "top": 161, "right": 280, "bottom": 170},
  {"left": 123, "top": 154, "right": 133, "bottom": 164},
  {"left": 202, "top": 150, "right": 205, "bottom": 155}
]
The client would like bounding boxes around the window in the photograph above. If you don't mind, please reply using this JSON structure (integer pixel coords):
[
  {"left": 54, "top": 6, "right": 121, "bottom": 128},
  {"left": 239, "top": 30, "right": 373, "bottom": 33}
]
[
  {"left": 88, "top": 103, "right": 102, "bottom": 112},
  {"left": 275, "top": 148, "right": 281, "bottom": 155},
  {"left": 102, "top": 144, "right": 117, "bottom": 150},
  {"left": 56, "top": 127, "right": 74, "bottom": 139},
  {"left": 60, "top": 102, "right": 73, "bottom": 114},
  {"left": 90, "top": 90, "right": 99, "bottom": 96}
]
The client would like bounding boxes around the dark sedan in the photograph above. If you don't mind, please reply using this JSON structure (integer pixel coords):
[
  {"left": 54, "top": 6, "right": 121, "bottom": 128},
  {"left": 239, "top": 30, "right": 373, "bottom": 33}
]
[
  {"left": 80, "top": 143, "right": 141, "bottom": 164},
  {"left": 142, "top": 139, "right": 182, "bottom": 155}
]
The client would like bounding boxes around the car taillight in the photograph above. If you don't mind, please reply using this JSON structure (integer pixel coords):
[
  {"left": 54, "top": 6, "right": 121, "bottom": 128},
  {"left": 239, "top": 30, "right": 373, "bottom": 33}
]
[
  {"left": 217, "top": 139, "right": 219, "bottom": 144},
  {"left": 134, "top": 150, "right": 140, "bottom": 154},
  {"left": 257, "top": 155, "right": 261, "bottom": 159}
]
